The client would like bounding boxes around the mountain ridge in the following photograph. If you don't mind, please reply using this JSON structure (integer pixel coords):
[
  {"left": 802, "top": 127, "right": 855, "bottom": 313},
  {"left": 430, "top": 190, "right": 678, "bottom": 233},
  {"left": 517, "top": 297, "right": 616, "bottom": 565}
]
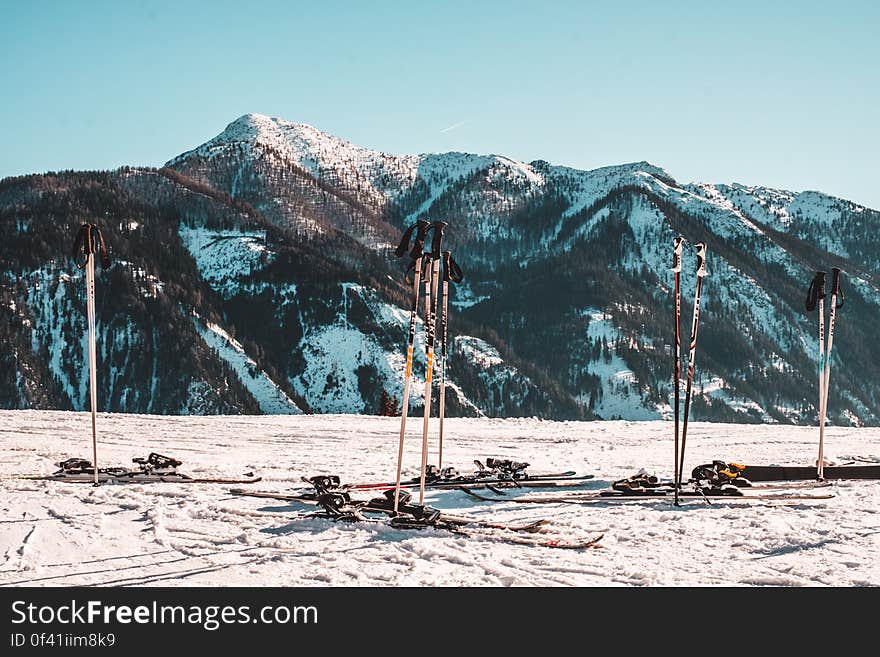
[{"left": 2, "top": 114, "right": 879, "bottom": 424}]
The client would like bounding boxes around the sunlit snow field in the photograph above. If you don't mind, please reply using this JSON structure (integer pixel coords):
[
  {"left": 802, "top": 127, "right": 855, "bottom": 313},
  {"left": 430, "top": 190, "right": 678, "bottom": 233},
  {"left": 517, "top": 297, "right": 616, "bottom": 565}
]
[{"left": 2, "top": 410, "right": 878, "bottom": 586}]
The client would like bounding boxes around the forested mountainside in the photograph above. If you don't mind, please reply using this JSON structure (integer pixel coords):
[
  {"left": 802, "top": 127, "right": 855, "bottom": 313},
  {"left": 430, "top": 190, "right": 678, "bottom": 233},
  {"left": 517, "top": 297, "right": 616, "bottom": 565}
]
[{"left": 2, "top": 113, "right": 879, "bottom": 424}]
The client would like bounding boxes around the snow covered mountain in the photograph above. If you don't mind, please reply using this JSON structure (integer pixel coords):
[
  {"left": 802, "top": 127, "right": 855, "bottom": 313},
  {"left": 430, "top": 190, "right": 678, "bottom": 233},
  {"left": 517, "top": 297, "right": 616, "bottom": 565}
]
[{"left": 2, "top": 113, "right": 879, "bottom": 424}]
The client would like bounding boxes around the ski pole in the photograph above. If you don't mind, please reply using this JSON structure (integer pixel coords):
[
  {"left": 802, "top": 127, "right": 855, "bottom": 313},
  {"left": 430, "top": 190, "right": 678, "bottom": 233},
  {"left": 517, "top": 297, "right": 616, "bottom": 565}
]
[
  {"left": 418, "top": 221, "right": 446, "bottom": 505},
  {"left": 819, "top": 267, "right": 844, "bottom": 480},
  {"left": 805, "top": 271, "right": 827, "bottom": 480},
  {"left": 671, "top": 236, "right": 684, "bottom": 506},
  {"left": 676, "top": 242, "right": 708, "bottom": 504},
  {"left": 392, "top": 220, "right": 430, "bottom": 514},
  {"left": 437, "top": 250, "right": 463, "bottom": 470},
  {"left": 72, "top": 223, "right": 110, "bottom": 487}
]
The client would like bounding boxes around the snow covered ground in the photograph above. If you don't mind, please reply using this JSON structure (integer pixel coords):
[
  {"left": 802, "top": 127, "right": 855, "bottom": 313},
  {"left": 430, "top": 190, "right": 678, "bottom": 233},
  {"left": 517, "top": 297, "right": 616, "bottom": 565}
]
[{"left": 1, "top": 410, "right": 878, "bottom": 587}]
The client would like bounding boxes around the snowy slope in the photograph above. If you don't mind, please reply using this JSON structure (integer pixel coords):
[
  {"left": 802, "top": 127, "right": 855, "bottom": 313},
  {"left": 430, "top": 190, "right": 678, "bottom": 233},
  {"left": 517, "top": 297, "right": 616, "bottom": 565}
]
[
  {"left": 179, "top": 224, "right": 274, "bottom": 299},
  {"left": 191, "top": 314, "right": 302, "bottom": 415},
  {"left": 579, "top": 309, "right": 661, "bottom": 420},
  {"left": 2, "top": 410, "right": 878, "bottom": 587}
]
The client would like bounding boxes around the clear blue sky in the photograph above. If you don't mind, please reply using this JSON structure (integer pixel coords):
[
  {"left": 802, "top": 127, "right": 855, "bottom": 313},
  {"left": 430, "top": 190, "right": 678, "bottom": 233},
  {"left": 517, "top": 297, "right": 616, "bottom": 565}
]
[{"left": 2, "top": 0, "right": 878, "bottom": 208}]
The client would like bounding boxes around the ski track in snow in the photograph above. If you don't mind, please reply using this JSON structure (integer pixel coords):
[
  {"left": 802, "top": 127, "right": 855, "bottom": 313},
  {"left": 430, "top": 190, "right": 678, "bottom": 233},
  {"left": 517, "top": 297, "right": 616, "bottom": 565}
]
[{"left": 1, "top": 410, "right": 878, "bottom": 587}]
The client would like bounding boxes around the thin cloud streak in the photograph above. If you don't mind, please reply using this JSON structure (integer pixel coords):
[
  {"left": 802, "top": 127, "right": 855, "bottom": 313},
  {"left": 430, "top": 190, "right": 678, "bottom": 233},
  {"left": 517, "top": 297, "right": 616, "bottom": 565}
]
[{"left": 439, "top": 120, "right": 467, "bottom": 134}]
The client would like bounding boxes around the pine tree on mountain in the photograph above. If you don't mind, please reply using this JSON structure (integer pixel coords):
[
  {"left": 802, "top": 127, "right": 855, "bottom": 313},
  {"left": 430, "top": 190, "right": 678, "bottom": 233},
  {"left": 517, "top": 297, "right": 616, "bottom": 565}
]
[{"left": 378, "top": 389, "right": 399, "bottom": 416}]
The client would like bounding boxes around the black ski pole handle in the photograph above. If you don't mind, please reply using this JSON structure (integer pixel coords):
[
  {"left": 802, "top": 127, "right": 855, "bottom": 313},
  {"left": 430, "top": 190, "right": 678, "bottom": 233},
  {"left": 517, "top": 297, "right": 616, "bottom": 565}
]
[
  {"left": 442, "top": 251, "right": 464, "bottom": 284},
  {"left": 72, "top": 223, "right": 111, "bottom": 270},
  {"left": 394, "top": 220, "right": 431, "bottom": 260},
  {"left": 404, "top": 253, "right": 433, "bottom": 285},
  {"left": 830, "top": 267, "right": 845, "bottom": 309},
  {"left": 805, "top": 270, "right": 827, "bottom": 312},
  {"left": 394, "top": 221, "right": 419, "bottom": 259},
  {"left": 428, "top": 221, "right": 448, "bottom": 259}
]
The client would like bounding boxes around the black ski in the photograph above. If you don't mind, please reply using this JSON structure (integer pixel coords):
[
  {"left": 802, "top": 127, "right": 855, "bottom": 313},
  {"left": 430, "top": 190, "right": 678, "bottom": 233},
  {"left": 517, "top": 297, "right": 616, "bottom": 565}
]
[{"left": 739, "top": 464, "right": 880, "bottom": 482}]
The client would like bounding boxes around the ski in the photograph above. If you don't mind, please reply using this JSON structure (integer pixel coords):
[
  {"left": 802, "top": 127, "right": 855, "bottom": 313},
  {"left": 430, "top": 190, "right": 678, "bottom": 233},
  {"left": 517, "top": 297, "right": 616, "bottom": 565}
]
[
  {"left": 357, "top": 458, "right": 584, "bottom": 490},
  {"left": 609, "top": 465, "right": 833, "bottom": 492},
  {"left": 24, "top": 453, "right": 261, "bottom": 485},
  {"left": 738, "top": 480, "right": 834, "bottom": 490},
  {"left": 26, "top": 472, "right": 262, "bottom": 485},
  {"left": 349, "top": 472, "right": 592, "bottom": 492},
  {"left": 228, "top": 475, "right": 593, "bottom": 504},
  {"left": 229, "top": 481, "right": 516, "bottom": 528},
  {"left": 739, "top": 464, "right": 880, "bottom": 482},
  {"left": 436, "top": 527, "right": 603, "bottom": 550},
  {"left": 229, "top": 489, "right": 325, "bottom": 503},
  {"left": 291, "top": 512, "right": 602, "bottom": 550},
  {"left": 460, "top": 487, "right": 835, "bottom": 504},
  {"left": 692, "top": 458, "right": 879, "bottom": 483}
]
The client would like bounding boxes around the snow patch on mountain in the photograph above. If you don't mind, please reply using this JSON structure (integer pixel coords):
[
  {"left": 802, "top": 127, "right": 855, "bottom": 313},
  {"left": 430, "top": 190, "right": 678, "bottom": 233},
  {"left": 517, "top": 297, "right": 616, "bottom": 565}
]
[
  {"left": 689, "top": 184, "right": 873, "bottom": 256},
  {"left": 496, "top": 155, "right": 544, "bottom": 186},
  {"left": 689, "top": 183, "right": 796, "bottom": 231},
  {"left": 179, "top": 224, "right": 274, "bottom": 298},
  {"left": 711, "top": 259, "right": 800, "bottom": 354},
  {"left": 183, "top": 380, "right": 219, "bottom": 415},
  {"left": 452, "top": 336, "right": 541, "bottom": 416},
  {"left": 404, "top": 153, "right": 498, "bottom": 222},
  {"left": 25, "top": 268, "right": 81, "bottom": 407},
  {"left": 550, "top": 161, "right": 673, "bottom": 222},
  {"left": 448, "top": 282, "right": 489, "bottom": 310},
  {"left": 456, "top": 336, "right": 504, "bottom": 368},
  {"left": 291, "top": 323, "right": 400, "bottom": 414},
  {"left": 287, "top": 284, "right": 480, "bottom": 415},
  {"left": 172, "top": 114, "right": 554, "bottom": 227},
  {"left": 701, "top": 375, "right": 771, "bottom": 421},
  {"left": 192, "top": 313, "right": 302, "bottom": 415},
  {"left": 618, "top": 195, "right": 794, "bottom": 358},
  {"left": 580, "top": 309, "right": 661, "bottom": 421},
  {"left": 114, "top": 260, "right": 165, "bottom": 299}
]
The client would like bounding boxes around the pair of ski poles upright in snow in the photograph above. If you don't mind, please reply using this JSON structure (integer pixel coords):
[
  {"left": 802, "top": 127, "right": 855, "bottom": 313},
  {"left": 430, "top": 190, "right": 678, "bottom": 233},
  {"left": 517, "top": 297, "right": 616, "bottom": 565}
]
[
  {"left": 71, "top": 223, "right": 111, "bottom": 486},
  {"left": 671, "top": 237, "right": 708, "bottom": 506},
  {"left": 392, "top": 220, "right": 463, "bottom": 513},
  {"left": 805, "top": 267, "right": 844, "bottom": 479}
]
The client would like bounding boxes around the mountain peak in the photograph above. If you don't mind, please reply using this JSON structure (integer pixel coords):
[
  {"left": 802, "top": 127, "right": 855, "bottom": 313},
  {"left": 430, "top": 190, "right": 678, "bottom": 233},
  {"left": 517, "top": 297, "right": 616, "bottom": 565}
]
[{"left": 166, "top": 112, "right": 411, "bottom": 182}]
